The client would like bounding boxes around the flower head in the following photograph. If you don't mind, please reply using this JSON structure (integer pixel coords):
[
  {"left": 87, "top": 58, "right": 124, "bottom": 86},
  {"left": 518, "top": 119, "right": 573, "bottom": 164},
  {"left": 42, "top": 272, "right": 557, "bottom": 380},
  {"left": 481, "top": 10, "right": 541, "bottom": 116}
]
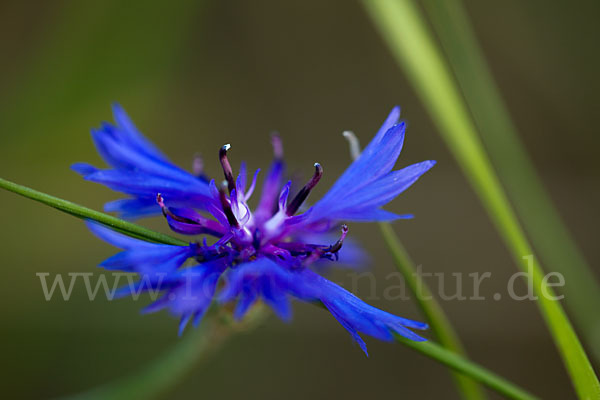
[{"left": 74, "top": 104, "right": 435, "bottom": 355}]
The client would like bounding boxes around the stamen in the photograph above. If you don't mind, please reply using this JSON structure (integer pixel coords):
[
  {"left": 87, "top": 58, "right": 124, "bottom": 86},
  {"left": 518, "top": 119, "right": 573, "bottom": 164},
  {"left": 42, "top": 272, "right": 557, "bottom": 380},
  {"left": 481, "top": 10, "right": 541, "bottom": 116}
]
[
  {"left": 156, "top": 193, "right": 195, "bottom": 224},
  {"left": 327, "top": 224, "right": 348, "bottom": 253},
  {"left": 286, "top": 163, "right": 323, "bottom": 216},
  {"left": 219, "top": 144, "right": 236, "bottom": 193},
  {"left": 218, "top": 182, "right": 239, "bottom": 227},
  {"left": 303, "top": 224, "right": 349, "bottom": 265}
]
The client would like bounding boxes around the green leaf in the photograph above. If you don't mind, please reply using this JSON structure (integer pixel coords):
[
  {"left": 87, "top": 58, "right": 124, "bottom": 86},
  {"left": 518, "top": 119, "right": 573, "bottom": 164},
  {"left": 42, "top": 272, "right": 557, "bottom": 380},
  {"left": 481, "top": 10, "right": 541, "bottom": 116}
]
[{"left": 362, "top": 1, "right": 600, "bottom": 398}]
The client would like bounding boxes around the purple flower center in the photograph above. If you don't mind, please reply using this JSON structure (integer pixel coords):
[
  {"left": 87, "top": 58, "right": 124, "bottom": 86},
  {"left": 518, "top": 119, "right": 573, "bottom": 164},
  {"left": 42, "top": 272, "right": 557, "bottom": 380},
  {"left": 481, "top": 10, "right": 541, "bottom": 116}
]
[{"left": 157, "top": 143, "right": 347, "bottom": 269}]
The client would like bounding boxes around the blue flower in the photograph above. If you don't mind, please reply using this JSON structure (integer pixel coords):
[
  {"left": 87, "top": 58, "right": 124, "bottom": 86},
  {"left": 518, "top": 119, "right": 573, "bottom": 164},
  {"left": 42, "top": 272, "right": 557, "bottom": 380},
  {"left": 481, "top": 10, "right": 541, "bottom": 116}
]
[{"left": 76, "top": 104, "right": 435, "bottom": 355}]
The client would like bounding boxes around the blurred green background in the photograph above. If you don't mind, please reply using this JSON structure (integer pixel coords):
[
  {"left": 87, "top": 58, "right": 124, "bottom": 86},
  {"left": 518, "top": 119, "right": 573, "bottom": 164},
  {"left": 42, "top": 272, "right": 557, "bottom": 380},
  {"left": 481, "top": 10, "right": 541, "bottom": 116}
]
[{"left": 0, "top": 0, "right": 598, "bottom": 398}]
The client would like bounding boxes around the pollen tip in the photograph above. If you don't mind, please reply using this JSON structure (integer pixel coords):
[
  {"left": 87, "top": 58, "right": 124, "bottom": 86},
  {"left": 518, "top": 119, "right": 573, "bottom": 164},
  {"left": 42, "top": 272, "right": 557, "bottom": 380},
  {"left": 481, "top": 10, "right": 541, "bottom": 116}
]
[
  {"left": 218, "top": 144, "right": 236, "bottom": 193},
  {"left": 219, "top": 144, "right": 231, "bottom": 159},
  {"left": 156, "top": 193, "right": 165, "bottom": 208},
  {"left": 312, "top": 163, "right": 323, "bottom": 181},
  {"left": 340, "top": 224, "right": 349, "bottom": 241}
]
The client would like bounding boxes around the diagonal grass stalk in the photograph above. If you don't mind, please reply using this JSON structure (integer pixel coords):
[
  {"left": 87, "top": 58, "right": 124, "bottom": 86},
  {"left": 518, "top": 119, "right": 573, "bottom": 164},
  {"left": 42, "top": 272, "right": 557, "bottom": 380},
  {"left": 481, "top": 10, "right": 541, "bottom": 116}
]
[
  {"left": 380, "top": 223, "right": 484, "bottom": 400},
  {"left": 420, "top": 0, "right": 600, "bottom": 361},
  {"left": 0, "top": 177, "right": 186, "bottom": 246},
  {"left": 344, "top": 131, "right": 484, "bottom": 399},
  {"left": 1, "top": 177, "right": 537, "bottom": 399},
  {"left": 362, "top": 1, "right": 600, "bottom": 398},
  {"left": 395, "top": 337, "right": 537, "bottom": 400}
]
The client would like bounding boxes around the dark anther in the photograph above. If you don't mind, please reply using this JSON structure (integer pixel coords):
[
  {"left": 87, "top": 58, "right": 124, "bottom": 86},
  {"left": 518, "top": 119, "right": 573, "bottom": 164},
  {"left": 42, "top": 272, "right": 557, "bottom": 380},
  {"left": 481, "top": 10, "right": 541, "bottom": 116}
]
[
  {"left": 219, "top": 144, "right": 236, "bottom": 194},
  {"left": 157, "top": 193, "right": 196, "bottom": 224},
  {"left": 327, "top": 224, "right": 348, "bottom": 254},
  {"left": 286, "top": 163, "right": 323, "bottom": 216},
  {"left": 218, "top": 182, "right": 239, "bottom": 228}
]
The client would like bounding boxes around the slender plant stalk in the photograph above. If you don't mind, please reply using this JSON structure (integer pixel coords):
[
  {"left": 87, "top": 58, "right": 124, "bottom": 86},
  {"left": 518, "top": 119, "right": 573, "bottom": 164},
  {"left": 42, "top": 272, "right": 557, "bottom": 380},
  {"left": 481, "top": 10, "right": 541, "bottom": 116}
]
[
  {"left": 395, "top": 336, "right": 537, "bottom": 400},
  {"left": 0, "top": 177, "right": 186, "bottom": 246},
  {"left": 420, "top": 0, "right": 600, "bottom": 361},
  {"left": 327, "top": 305, "right": 537, "bottom": 400},
  {"left": 1, "top": 178, "right": 537, "bottom": 399},
  {"left": 379, "top": 223, "right": 484, "bottom": 400},
  {"left": 345, "top": 132, "right": 483, "bottom": 399},
  {"left": 362, "top": 1, "right": 600, "bottom": 398}
]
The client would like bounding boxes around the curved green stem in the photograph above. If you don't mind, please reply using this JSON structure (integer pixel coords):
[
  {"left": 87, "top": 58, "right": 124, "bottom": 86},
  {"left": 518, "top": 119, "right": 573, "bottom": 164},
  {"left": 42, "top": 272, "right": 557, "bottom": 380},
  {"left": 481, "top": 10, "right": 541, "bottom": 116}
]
[
  {"left": 396, "top": 337, "right": 537, "bottom": 400},
  {"left": 362, "top": 1, "right": 600, "bottom": 398},
  {"left": 380, "top": 223, "right": 484, "bottom": 400},
  {"left": 0, "top": 177, "right": 186, "bottom": 246},
  {"left": 345, "top": 132, "right": 483, "bottom": 399}
]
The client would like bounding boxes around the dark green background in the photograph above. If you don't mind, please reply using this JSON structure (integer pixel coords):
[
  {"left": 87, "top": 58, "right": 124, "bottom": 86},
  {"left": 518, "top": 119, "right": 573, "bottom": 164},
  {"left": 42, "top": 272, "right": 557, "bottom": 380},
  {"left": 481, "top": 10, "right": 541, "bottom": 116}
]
[{"left": 0, "top": 1, "right": 598, "bottom": 398}]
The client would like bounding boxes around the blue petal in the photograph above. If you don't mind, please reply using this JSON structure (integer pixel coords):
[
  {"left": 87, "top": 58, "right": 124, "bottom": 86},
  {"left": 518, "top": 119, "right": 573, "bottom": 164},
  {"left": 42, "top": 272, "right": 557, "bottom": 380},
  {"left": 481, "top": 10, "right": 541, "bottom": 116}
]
[
  {"left": 233, "top": 288, "right": 259, "bottom": 321},
  {"left": 73, "top": 104, "right": 212, "bottom": 218},
  {"left": 110, "top": 103, "right": 171, "bottom": 163},
  {"left": 340, "top": 160, "right": 436, "bottom": 211}
]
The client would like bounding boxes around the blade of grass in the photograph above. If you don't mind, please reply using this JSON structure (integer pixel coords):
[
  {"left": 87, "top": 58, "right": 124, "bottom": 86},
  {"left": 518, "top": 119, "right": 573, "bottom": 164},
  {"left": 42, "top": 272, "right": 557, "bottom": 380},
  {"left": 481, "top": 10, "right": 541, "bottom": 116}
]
[
  {"left": 2, "top": 178, "right": 537, "bottom": 399},
  {"left": 421, "top": 0, "right": 600, "bottom": 360},
  {"left": 344, "top": 131, "right": 484, "bottom": 399},
  {"left": 0, "top": 177, "right": 186, "bottom": 246},
  {"left": 362, "top": 1, "right": 600, "bottom": 398}
]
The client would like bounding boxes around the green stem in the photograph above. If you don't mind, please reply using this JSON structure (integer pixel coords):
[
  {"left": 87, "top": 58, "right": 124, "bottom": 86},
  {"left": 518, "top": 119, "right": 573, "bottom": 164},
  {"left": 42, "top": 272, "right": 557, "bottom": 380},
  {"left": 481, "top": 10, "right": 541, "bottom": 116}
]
[
  {"left": 420, "top": 0, "right": 600, "bottom": 361},
  {"left": 0, "top": 177, "right": 186, "bottom": 246},
  {"left": 345, "top": 131, "right": 483, "bottom": 399},
  {"left": 396, "top": 336, "right": 537, "bottom": 400},
  {"left": 380, "top": 223, "right": 484, "bottom": 400},
  {"left": 1, "top": 178, "right": 537, "bottom": 399},
  {"left": 362, "top": 1, "right": 600, "bottom": 398}
]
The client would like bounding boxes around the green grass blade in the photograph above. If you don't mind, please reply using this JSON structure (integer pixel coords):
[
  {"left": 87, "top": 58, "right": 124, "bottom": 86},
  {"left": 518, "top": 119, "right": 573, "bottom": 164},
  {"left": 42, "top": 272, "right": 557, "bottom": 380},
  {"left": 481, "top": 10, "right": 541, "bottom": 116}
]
[
  {"left": 421, "top": 0, "right": 600, "bottom": 360},
  {"left": 0, "top": 177, "right": 186, "bottom": 246},
  {"left": 380, "top": 223, "right": 485, "bottom": 400},
  {"left": 362, "top": 1, "right": 600, "bottom": 398}
]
